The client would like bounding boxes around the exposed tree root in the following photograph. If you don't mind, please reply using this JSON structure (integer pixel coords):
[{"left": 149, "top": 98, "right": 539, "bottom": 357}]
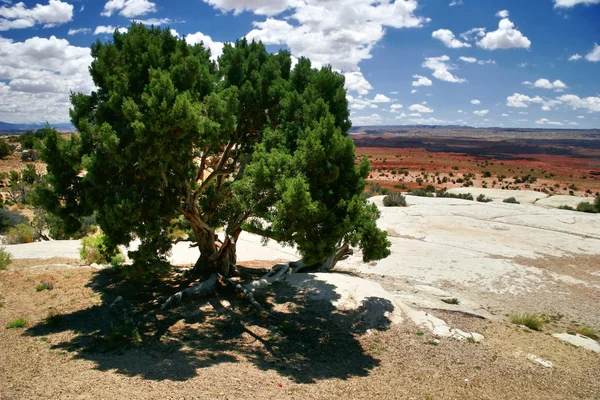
[
  {"left": 160, "top": 243, "right": 353, "bottom": 313},
  {"left": 245, "top": 263, "right": 290, "bottom": 291},
  {"left": 220, "top": 274, "right": 267, "bottom": 316},
  {"left": 160, "top": 273, "right": 217, "bottom": 310}
]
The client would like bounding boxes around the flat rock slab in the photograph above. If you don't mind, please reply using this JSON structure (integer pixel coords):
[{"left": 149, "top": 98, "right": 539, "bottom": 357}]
[
  {"left": 553, "top": 333, "right": 600, "bottom": 353},
  {"left": 285, "top": 272, "right": 404, "bottom": 327},
  {"left": 535, "top": 195, "right": 592, "bottom": 209}
]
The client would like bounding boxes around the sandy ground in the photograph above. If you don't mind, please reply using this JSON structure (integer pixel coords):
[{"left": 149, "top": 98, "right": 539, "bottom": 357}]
[{"left": 2, "top": 189, "right": 600, "bottom": 399}]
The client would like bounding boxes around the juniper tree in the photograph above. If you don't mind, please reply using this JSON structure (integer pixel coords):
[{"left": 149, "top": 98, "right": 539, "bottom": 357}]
[{"left": 37, "top": 24, "right": 390, "bottom": 281}]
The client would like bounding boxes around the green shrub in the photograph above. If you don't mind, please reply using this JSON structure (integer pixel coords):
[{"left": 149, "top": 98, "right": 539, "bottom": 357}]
[
  {"left": 476, "top": 194, "right": 493, "bottom": 203},
  {"left": 0, "top": 139, "right": 12, "bottom": 159},
  {"left": 575, "top": 326, "right": 598, "bottom": 339},
  {"left": 511, "top": 313, "right": 544, "bottom": 331},
  {"left": 483, "top": 171, "right": 491, "bottom": 178},
  {"left": 409, "top": 189, "right": 434, "bottom": 197},
  {"left": 436, "top": 188, "right": 473, "bottom": 200},
  {"left": 383, "top": 193, "right": 407, "bottom": 207},
  {"left": 6, "top": 317, "right": 27, "bottom": 329},
  {"left": 80, "top": 234, "right": 120, "bottom": 264},
  {"left": 503, "top": 197, "right": 520, "bottom": 204},
  {"left": 558, "top": 205, "right": 574, "bottom": 211},
  {"left": 0, "top": 208, "right": 28, "bottom": 233},
  {"left": 0, "top": 247, "right": 11, "bottom": 269},
  {"left": 576, "top": 202, "right": 598, "bottom": 214},
  {"left": 6, "top": 223, "right": 35, "bottom": 244},
  {"left": 35, "top": 281, "right": 54, "bottom": 291}
]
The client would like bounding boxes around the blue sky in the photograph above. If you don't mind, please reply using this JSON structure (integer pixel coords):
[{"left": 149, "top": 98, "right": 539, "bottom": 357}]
[{"left": 0, "top": 0, "right": 599, "bottom": 128}]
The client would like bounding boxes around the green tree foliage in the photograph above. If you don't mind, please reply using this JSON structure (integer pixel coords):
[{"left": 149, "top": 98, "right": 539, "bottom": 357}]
[
  {"left": 19, "top": 126, "right": 54, "bottom": 150},
  {"left": 37, "top": 24, "right": 390, "bottom": 278}
]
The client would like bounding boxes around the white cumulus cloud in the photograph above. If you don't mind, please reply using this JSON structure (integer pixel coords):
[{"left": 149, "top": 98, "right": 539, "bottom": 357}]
[
  {"left": 432, "top": 29, "right": 471, "bottom": 48},
  {"left": 585, "top": 43, "right": 600, "bottom": 62},
  {"left": 412, "top": 74, "right": 432, "bottom": 87},
  {"left": 422, "top": 55, "right": 465, "bottom": 83},
  {"left": 409, "top": 104, "right": 434, "bottom": 113},
  {"left": 536, "top": 118, "right": 563, "bottom": 126},
  {"left": 496, "top": 9, "right": 509, "bottom": 18},
  {"left": 523, "top": 79, "right": 568, "bottom": 91},
  {"left": 477, "top": 18, "right": 531, "bottom": 50},
  {"left": 344, "top": 71, "right": 373, "bottom": 95},
  {"left": 554, "top": 0, "right": 600, "bottom": 8},
  {"left": 473, "top": 109, "right": 489, "bottom": 116},
  {"left": 101, "top": 0, "right": 156, "bottom": 18},
  {"left": 471, "top": 99, "right": 481, "bottom": 105},
  {"left": 0, "top": 35, "right": 94, "bottom": 123},
  {"left": 371, "top": 93, "right": 392, "bottom": 103},
  {"left": 506, "top": 93, "right": 544, "bottom": 108},
  {"left": 569, "top": 53, "right": 582, "bottom": 61},
  {"left": 557, "top": 94, "right": 600, "bottom": 112},
  {"left": 0, "top": 0, "right": 73, "bottom": 30},
  {"left": 94, "top": 25, "right": 128, "bottom": 35},
  {"left": 238, "top": 0, "right": 429, "bottom": 93},
  {"left": 186, "top": 31, "right": 224, "bottom": 60},
  {"left": 68, "top": 28, "right": 91, "bottom": 35}
]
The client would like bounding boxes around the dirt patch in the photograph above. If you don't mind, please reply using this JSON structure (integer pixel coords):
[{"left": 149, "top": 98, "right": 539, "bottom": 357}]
[{"left": 1, "top": 263, "right": 600, "bottom": 399}]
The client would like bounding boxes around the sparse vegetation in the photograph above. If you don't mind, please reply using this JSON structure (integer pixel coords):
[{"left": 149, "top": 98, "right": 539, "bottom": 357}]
[
  {"left": 45, "top": 310, "right": 63, "bottom": 326},
  {"left": 576, "top": 201, "right": 599, "bottom": 214},
  {"left": 6, "top": 223, "right": 35, "bottom": 244},
  {"left": 436, "top": 188, "right": 473, "bottom": 200},
  {"left": 0, "top": 139, "right": 13, "bottom": 159},
  {"left": 503, "top": 197, "right": 520, "bottom": 204},
  {"left": 476, "top": 194, "right": 493, "bottom": 203},
  {"left": 0, "top": 247, "right": 11, "bottom": 269},
  {"left": 574, "top": 326, "right": 598, "bottom": 340},
  {"left": 6, "top": 318, "right": 27, "bottom": 329},
  {"left": 80, "top": 234, "right": 121, "bottom": 265},
  {"left": 383, "top": 193, "right": 407, "bottom": 207},
  {"left": 408, "top": 189, "right": 434, "bottom": 197},
  {"left": 0, "top": 208, "right": 28, "bottom": 234},
  {"left": 511, "top": 313, "right": 544, "bottom": 331},
  {"left": 35, "top": 281, "right": 54, "bottom": 291}
]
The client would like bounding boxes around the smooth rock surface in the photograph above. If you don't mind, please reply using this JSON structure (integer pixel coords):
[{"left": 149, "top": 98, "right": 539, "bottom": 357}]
[
  {"left": 535, "top": 195, "right": 593, "bottom": 209},
  {"left": 553, "top": 333, "right": 600, "bottom": 353},
  {"left": 285, "top": 272, "right": 404, "bottom": 327}
]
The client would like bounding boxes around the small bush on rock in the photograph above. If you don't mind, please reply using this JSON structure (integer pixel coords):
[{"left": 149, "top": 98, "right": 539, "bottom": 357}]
[
  {"left": 409, "top": 189, "right": 434, "bottom": 197},
  {"left": 558, "top": 205, "right": 574, "bottom": 211},
  {"left": 576, "top": 202, "right": 598, "bottom": 214},
  {"left": 476, "top": 194, "right": 493, "bottom": 203},
  {"left": 383, "top": 193, "right": 407, "bottom": 207},
  {"left": 503, "top": 197, "right": 520, "bottom": 204}
]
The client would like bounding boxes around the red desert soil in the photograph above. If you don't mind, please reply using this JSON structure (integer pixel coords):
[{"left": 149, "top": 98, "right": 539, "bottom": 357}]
[
  {"left": 356, "top": 147, "right": 600, "bottom": 196},
  {"left": 1, "top": 261, "right": 600, "bottom": 400}
]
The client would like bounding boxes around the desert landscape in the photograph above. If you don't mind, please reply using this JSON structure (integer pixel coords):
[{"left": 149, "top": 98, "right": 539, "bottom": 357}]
[
  {"left": 1, "top": 1, "right": 600, "bottom": 396},
  {"left": 1, "top": 125, "right": 600, "bottom": 400}
]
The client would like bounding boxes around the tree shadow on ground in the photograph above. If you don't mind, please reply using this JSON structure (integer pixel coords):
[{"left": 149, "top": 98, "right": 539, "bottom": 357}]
[{"left": 25, "top": 267, "right": 393, "bottom": 383}]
